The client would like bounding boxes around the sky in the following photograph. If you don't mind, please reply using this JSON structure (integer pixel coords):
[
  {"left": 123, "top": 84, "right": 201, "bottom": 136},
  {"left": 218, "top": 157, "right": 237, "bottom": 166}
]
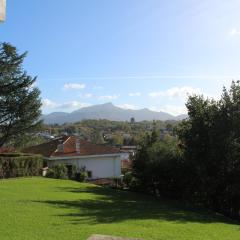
[{"left": 1, "top": 0, "right": 240, "bottom": 116}]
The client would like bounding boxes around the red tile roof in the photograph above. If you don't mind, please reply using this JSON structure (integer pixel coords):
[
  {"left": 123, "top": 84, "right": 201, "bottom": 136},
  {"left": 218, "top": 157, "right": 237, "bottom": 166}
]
[{"left": 23, "top": 136, "right": 121, "bottom": 158}]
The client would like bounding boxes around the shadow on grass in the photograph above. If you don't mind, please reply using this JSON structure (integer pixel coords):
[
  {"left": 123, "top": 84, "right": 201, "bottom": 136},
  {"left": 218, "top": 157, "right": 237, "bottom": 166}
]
[{"left": 34, "top": 185, "right": 240, "bottom": 226}]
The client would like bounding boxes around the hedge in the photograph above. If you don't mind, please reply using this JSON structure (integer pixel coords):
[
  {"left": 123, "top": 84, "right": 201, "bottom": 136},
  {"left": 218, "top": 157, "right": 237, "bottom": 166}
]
[{"left": 0, "top": 153, "right": 43, "bottom": 179}]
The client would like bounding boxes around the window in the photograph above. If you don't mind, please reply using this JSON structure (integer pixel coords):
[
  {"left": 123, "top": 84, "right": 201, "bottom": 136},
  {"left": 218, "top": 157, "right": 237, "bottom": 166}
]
[
  {"left": 66, "top": 165, "right": 73, "bottom": 178},
  {"left": 87, "top": 171, "right": 92, "bottom": 178}
]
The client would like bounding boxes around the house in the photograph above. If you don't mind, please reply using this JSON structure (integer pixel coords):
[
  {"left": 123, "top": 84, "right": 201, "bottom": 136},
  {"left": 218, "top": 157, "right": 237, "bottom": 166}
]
[{"left": 24, "top": 136, "right": 124, "bottom": 179}]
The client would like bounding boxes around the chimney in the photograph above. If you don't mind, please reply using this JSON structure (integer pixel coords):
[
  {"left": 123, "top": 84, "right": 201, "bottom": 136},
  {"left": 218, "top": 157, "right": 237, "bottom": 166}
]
[
  {"left": 76, "top": 138, "right": 80, "bottom": 154},
  {"left": 57, "top": 140, "right": 64, "bottom": 153},
  {"left": 0, "top": 0, "right": 6, "bottom": 22}
]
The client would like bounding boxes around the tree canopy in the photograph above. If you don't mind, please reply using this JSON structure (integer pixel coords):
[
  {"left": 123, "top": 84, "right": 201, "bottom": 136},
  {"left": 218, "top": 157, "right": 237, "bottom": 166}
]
[
  {"left": 132, "top": 81, "right": 240, "bottom": 220},
  {"left": 0, "top": 42, "right": 42, "bottom": 147}
]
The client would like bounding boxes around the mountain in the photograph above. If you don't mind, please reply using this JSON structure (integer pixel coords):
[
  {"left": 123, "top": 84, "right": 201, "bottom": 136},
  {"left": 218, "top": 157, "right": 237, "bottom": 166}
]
[{"left": 42, "top": 103, "right": 187, "bottom": 124}]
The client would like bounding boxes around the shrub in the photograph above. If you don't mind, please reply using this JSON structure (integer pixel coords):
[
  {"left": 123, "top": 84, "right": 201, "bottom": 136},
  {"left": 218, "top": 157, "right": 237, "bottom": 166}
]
[
  {"left": 46, "top": 165, "right": 88, "bottom": 182},
  {"left": 75, "top": 166, "right": 87, "bottom": 182},
  {"left": 54, "top": 164, "right": 68, "bottom": 179},
  {"left": 0, "top": 153, "right": 43, "bottom": 179},
  {"left": 123, "top": 171, "right": 133, "bottom": 187},
  {"left": 67, "top": 165, "right": 77, "bottom": 179},
  {"left": 47, "top": 164, "right": 68, "bottom": 179},
  {"left": 45, "top": 168, "right": 54, "bottom": 178}
]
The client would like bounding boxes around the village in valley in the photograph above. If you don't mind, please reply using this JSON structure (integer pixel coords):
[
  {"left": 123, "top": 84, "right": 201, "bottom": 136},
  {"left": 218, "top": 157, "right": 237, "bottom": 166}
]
[{"left": 0, "top": 1, "right": 240, "bottom": 240}]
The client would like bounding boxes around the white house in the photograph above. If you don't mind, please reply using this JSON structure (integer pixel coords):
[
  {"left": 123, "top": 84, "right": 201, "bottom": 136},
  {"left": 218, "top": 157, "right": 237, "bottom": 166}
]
[{"left": 24, "top": 136, "right": 124, "bottom": 179}]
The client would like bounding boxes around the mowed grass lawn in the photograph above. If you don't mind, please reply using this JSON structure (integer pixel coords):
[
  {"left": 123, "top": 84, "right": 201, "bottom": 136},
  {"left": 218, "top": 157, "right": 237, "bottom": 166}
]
[{"left": 0, "top": 178, "right": 239, "bottom": 240}]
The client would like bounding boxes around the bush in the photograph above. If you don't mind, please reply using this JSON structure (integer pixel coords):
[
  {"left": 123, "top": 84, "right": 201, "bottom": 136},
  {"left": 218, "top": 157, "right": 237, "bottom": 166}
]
[
  {"left": 123, "top": 171, "right": 133, "bottom": 187},
  {"left": 45, "top": 168, "right": 54, "bottom": 178},
  {"left": 46, "top": 165, "right": 88, "bottom": 182},
  {"left": 75, "top": 166, "right": 87, "bottom": 182},
  {"left": 0, "top": 153, "right": 43, "bottom": 178},
  {"left": 54, "top": 164, "right": 68, "bottom": 179},
  {"left": 46, "top": 164, "right": 68, "bottom": 179},
  {"left": 68, "top": 165, "right": 77, "bottom": 179}
]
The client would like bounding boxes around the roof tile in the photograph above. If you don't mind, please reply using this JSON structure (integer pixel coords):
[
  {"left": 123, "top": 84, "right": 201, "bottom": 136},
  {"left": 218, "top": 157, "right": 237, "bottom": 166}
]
[{"left": 23, "top": 136, "right": 121, "bottom": 158}]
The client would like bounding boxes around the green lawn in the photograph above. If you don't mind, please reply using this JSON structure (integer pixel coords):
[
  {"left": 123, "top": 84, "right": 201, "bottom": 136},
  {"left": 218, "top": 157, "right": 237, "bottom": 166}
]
[{"left": 0, "top": 178, "right": 239, "bottom": 240}]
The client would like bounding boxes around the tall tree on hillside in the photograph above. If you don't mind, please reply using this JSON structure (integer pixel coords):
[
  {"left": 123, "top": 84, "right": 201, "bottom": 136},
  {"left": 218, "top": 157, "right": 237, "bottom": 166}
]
[{"left": 0, "top": 42, "right": 42, "bottom": 147}]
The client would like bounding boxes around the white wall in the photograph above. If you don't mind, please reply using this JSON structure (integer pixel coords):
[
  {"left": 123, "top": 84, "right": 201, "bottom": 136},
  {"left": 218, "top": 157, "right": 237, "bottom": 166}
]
[{"left": 48, "top": 155, "right": 121, "bottom": 179}]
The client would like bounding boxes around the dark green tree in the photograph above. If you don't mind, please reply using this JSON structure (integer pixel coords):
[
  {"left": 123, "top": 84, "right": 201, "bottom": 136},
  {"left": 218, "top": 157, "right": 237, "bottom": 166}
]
[
  {"left": 0, "top": 43, "right": 42, "bottom": 147},
  {"left": 132, "top": 81, "right": 240, "bottom": 220},
  {"left": 132, "top": 130, "right": 182, "bottom": 195},
  {"left": 178, "top": 81, "right": 240, "bottom": 219}
]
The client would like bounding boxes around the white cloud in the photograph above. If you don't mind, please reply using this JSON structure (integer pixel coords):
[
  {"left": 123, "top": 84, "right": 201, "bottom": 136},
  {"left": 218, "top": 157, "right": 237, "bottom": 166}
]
[
  {"left": 58, "top": 101, "right": 90, "bottom": 111},
  {"left": 93, "top": 85, "right": 104, "bottom": 90},
  {"left": 63, "top": 83, "right": 86, "bottom": 90},
  {"left": 99, "top": 95, "right": 120, "bottom": 100},
  {"left": 84, "top": 93, "right": 93, "bottom": 98},
  {"left": 78, "top": 93, "right": 93, "bottom": 98},
  {"left": 42, "top": 99, "right": 90, "bottom": 112},
  {"left": 149, "top": 86, "right": 202, "bottom": 100},
  {"left": 129, "top": 92, "right": 141, "bottom": 97},
  {"left": 42, "top": 99, "right": 57, "bottom": 109},
  {"left": 117, "top": 104, "right": 139, "bottom": 110},
  {"left": 150, "top": 105, "right": 187, "bottom": 116},
  {"left": 230, "top": 28, "right": 240, "bottom": 36}
]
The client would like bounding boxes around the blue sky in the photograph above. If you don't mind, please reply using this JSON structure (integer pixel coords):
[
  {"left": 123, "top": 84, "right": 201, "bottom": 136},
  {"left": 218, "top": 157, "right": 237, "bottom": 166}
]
[{"left": 1, "top": 0, "right": 240, "bottom": 115}]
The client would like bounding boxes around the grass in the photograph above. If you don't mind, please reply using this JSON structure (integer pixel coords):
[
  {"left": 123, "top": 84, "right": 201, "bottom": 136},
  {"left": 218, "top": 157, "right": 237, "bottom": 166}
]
[{"left": 0, "top": 178, "right": 239, "bottom": 240}]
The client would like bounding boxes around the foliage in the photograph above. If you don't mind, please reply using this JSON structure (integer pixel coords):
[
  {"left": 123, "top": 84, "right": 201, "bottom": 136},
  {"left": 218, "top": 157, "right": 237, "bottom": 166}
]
[
  {"left": 123, "top": 171, "right": 133, "bottom": 186},
  {"left": 9, "top": 134, "right": 46, "bottom": 149},
  {"left": 46, "top": 165, "right": 87, "bottom": 182},
  {"left": 68, "top": 165, "right": 77, "bottom": 179},
  {"left": 0, "top": 178, "right": 239, "bottom": 240},
  {"left": 0, "top": 153, "right": 43, "bottom": 178},
  {"left": 132, "top": 131, "right": 183, "bottom": 196},
  {"left": 44, "top": 119, "right": 178, "bottom": 146},
  {"left": 46, "top": 164, "right": 68, "bottom": 179},
  {"left": 177, "top": 81, "right": 240, "bottom": 219},
  {"left": 75, "top": 166, "right": 88, "bottom": 182},
  {"left": 91, "top": 130, "right": 105, "bottom": 144},
  {"left": 45, "top": 168, "right": 54, "bottom": 178},
  {"left": 133, "top": 81, "right": 240, "bottom": 220},
  {"left": 0, "top": 42, "right": 42, "bottom": 147}
]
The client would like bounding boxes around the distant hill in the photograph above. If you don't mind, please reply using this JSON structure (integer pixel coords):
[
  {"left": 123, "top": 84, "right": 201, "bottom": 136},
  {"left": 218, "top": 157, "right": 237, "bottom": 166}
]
[{"left": 42, "top": 102, "right": 187, "bottom": 124}]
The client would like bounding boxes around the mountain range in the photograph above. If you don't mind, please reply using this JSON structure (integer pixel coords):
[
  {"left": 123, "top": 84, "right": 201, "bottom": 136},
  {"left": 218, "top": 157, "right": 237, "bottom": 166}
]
[{"left": 42, "top": 103, "right": 187, "bottom": 124}]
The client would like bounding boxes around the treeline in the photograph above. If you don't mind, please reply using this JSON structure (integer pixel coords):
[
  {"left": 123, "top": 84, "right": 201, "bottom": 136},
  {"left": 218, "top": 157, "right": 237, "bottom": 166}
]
[
  {"left": 131, "top": 81, "right": 240, "bottom": 220},
  {"left": 44, "top": 119, "right": 178, "bottom": 146}
]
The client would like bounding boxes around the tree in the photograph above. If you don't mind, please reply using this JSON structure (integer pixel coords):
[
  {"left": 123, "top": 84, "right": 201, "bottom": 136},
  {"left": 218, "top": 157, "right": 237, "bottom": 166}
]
[
  {"left": 111, "top": 134, "right": 124, "bottom": 146},
  {"left": 131, "top": 81, "right": 240, "bottom": 220},
  {"left": 91, "top": 130, "right": 105, "bottom": 144},
  {"left": 0, "top": 43, "right": 42, "bottom": 147},
  {"left": 177, "top": 81, "right": 240, "bottom": 219},
  {"left": 132, "top": 130, "right": 182, "bottom": 196}
]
